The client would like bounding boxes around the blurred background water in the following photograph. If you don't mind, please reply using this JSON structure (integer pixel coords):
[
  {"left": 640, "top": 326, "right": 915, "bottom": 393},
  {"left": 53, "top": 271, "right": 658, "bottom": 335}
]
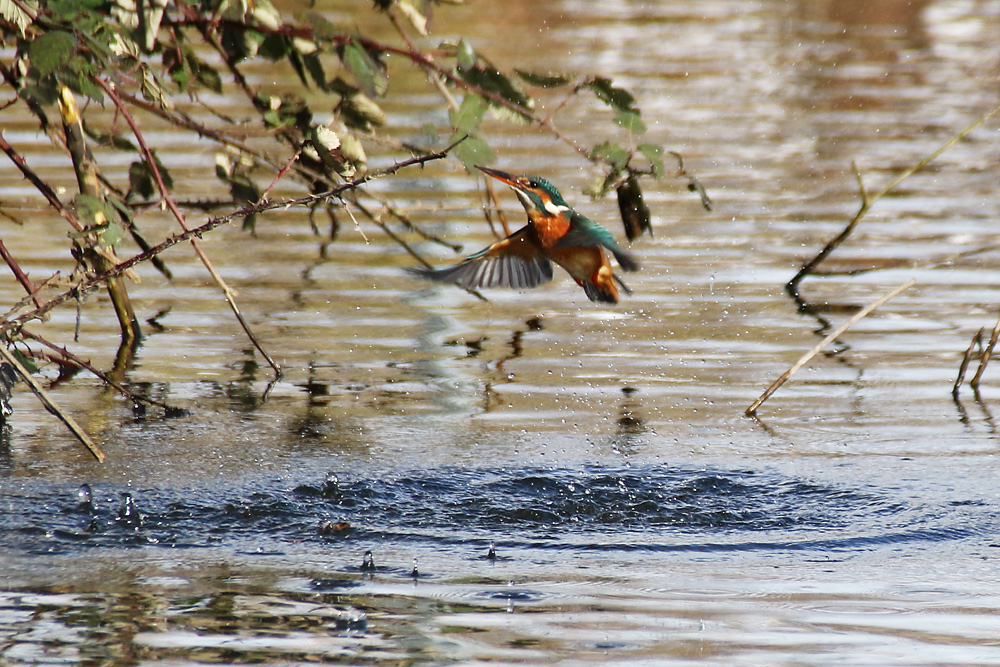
[{"left": 3, "top": 0, "right": 1000, "bottom": 664}]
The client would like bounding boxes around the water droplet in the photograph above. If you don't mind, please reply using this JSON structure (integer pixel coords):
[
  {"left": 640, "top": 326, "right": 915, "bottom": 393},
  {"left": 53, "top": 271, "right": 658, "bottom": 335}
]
[
  {"left": 75, "top": 483, "right": 93, "bottom": 511},
  {"left": 116, "top": 492, "right": 142, "bottom": 529}
]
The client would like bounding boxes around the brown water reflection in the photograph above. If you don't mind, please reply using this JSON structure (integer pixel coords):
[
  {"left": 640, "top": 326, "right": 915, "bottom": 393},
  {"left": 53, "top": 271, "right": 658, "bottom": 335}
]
[{"left": 4, "top": 0, "right": 1000, "bottom": 664}]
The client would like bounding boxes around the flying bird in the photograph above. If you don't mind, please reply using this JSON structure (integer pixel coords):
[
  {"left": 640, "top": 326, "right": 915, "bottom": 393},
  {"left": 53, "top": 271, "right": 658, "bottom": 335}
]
[{"left": 410, "top": 166, "right": 639, "bottom": 303}]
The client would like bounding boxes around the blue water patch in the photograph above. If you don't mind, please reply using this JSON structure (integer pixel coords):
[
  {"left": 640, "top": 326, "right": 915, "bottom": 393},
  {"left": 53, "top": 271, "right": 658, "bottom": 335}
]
[{"left": 0, "top": 464, "right": 987, "bottom": 559}]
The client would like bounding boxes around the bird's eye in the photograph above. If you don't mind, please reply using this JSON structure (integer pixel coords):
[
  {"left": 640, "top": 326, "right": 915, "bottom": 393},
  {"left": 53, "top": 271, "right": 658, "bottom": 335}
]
[{"left": 527, "top": 180, "right": 539, "bottom": 189}]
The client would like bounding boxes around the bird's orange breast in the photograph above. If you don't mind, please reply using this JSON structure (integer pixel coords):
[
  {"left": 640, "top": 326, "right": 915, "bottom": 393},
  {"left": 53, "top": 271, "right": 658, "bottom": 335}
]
[{"left": 530, "top": 213, "right": 571, "bottom": 250}]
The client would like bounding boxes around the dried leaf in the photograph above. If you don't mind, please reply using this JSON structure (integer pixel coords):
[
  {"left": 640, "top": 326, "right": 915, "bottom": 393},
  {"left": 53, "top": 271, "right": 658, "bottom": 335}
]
[
  {"left": 617, "top": 175, "right": 652, "bottom": 241},
  {"left": 0, "top": 0, "right": 36, "bottom": 37}
]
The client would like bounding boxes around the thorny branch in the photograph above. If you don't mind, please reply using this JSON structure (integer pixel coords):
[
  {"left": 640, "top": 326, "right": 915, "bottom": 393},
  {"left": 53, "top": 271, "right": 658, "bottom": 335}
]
[
  {"left": 0, "top": 139, "right": 464, "bottom": 336},
  {"left": 96, "top": 76, "right": 283, "bottom": 377}
]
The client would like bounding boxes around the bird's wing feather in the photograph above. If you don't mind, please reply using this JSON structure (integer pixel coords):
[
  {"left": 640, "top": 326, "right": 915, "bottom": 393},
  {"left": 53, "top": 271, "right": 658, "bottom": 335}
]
[
  {"left": 411, "top": 227, "right": 554, "bottom": 289},
  {"left": 557, "top": 212, "right": 640, "bottom": 272}
]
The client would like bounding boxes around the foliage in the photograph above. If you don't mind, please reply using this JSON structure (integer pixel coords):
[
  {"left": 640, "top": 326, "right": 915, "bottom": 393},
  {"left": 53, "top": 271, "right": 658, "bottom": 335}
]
[{"left": 0, "top": 0, "right": 704, "bottom": 447}]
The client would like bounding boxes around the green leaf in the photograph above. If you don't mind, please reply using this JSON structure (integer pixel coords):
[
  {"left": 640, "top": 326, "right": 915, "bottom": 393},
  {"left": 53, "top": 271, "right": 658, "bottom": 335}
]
[
  {"left": 449, "top": 94, "right": 487, "bottom": 134},
  {"left": 11, "top": 349, "right": 38, "bottom": 374},
  {"left": 637, "top": 143, "right": 665, "bottom": 179},
  {"left": 514, "top": 69, "right": 573, "bottom": 88},
  {"left": 450, "top": 132, "right": 494, "bottom": 171},
  {"left": 615, "top": 110, "right": 646, "bottom": 134},
  {"left": 30, "top": 31, "right": 76, "bottom": 77},
  {"left": 304, "top": 12, "right": 341, "bottom": 41},
  {"left": 75, "top": 194, "right": 120, "bottom": 242},
  {"left": 456, "top": 39, "right": 476, "bottom": 71},
  {"left": 98, "top": 221, "right": 123, "bottom": 248},
  {"left": 258, "top": 33, "right": 290, "bottom": 62},
  {"left": 49, "top": 0, "right": 102, "bottom": 20},
  {"left": 584, "top": 76, "right": 638, "bottom": 114},
  {"left": 419, "top": 122, "right": 437, "bottom": 140},
  {"left": 302, "top": 52, "right": 328, "bottom": 91},
  {"left": 21, "top": 79, "right": 59, "bottom": 106},
  {"left": 340, "top": 41, "right": 388, "bottom": 98},
  {"left": 194, "top": 58, "right": 223, "bottom": 93},
  {"left": 82, "top": 121, "right": 135, "bottom": 151},
  {"left": 590, "top": 141, "right": 629, "bottom": 170},
  {"left": 458, "top": 62, "right": 533, "bottom": 113},
  {"left": 105, "top": 192, "right": 132, "bottom": 225},
  {"left": 152, "top": 152, "right": 173, "bottom": 190}
]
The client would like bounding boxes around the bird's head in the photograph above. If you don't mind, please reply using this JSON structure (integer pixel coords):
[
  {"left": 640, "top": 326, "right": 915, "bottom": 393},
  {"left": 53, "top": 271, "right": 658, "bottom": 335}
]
[{"left": 478, "top": 166, "right": 571, "bottom": 217}]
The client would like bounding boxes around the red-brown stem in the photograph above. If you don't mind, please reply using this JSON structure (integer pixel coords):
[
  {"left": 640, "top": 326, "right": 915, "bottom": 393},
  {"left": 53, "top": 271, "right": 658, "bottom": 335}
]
[
  {"left": 19, "top": 330, "right": 177, "bottom": 411},
  {"left": 0, "top": 239, "right": 43, "bottom": 309},
  {"left": 95, "top": 76, "right": 284, "bottom": 376},
  {"left": 0, "top": 132, "right": 84, "bottom": 232}
]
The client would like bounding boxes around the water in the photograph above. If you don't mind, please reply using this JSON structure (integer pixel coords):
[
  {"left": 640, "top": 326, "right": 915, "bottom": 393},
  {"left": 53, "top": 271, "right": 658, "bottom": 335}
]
[{"left": 4, "top": 0, "right": 1000, "bottom": 664}]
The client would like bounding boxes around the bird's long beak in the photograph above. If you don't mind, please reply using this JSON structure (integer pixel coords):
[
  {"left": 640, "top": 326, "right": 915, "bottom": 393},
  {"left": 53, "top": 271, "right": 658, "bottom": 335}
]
[{"left": 477, "top": 166, "right": 520, "bottom": 188}]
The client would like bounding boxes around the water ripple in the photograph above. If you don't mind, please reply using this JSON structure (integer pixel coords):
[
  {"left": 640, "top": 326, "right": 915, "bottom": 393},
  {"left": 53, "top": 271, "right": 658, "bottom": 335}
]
[{"left": 0, "top": 464, "right": 988, "bottom": 558}]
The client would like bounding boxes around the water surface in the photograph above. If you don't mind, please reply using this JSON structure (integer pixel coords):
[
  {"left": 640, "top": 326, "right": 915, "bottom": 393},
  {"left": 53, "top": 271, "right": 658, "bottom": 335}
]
[{"left": 3, "top": 0, "right": 1000, "bottom": 664}]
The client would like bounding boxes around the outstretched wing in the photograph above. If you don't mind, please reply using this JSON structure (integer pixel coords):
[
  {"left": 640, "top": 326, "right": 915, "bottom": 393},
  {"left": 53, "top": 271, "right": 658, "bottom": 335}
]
[
  {"left": 410, "top": 226, "right": 554, "bottom": 290},
  {"left": 557, "top": 211, "right": 640, "bottom": 272}
]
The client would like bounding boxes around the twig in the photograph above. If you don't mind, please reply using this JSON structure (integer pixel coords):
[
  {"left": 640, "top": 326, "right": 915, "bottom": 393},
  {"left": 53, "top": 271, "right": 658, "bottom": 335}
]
[
  {"left": 18, "top": 330, "right": 179, "bottom": 412},
  {"left": 954, "top": 328, "right": 984, "bottom": 396},
  {"left": 970, "top": 309, "right": 1000, "bottom": 390},
  {"left": 481, "top": 178, "right": 510, "bottom": 238},
  {"left": 0, "top": 139, "right": 464, "bottom": 335},
  {"left": 0, "top": 131, "right": 84, "bottom": 232},
  {"left": 260, "top": 146, "right": 302, "bottom": 202},
  {"left": 96, "top": 77, "right": 282, "bottom": 376},
  {"left": 168, "top": 15, "right": 685, "bottom": 176},
  {"left": 0, "top": 239, "right": 43, "bottom": 309},
  {"left": 746, "top": 278, "right": 916, "bottom": 416},
  {"left": 787, "top": 102, "right": 1000, "bottom": 296},
  {"left": 0, "top": 342, "right": 105, "bottom": 461}
]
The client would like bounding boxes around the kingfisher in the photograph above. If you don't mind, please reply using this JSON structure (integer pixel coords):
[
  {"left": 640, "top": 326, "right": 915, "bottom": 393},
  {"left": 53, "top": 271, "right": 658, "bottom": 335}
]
[{"left": 410, "top": 166, "right": 640, "bottom": 303}]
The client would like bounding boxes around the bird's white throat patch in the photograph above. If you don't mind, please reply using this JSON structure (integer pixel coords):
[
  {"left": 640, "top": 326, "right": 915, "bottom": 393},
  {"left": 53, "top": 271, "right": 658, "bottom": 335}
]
[{"left": 543, "top": 200, "right": 571, "bottom": 216}]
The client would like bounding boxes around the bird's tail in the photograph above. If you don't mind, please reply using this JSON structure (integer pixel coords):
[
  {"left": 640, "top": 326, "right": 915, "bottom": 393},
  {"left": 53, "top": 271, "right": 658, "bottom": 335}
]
[{"left": 582, "top": 273, "right": 631, "bottom": 304}]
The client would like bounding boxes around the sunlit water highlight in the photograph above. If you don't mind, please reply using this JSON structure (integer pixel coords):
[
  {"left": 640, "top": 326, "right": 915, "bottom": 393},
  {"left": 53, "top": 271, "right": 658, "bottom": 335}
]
[{"left": 4, "top": 0, "right": 1000, "bottom": 664}]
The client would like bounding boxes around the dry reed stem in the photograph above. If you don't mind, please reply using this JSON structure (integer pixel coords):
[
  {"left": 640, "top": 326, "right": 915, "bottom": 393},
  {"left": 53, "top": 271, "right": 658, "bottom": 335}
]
[
  {"left": 954, "top": 327, "right": 984, "bottom": 396},
  {"left": 788, "top": 102, "right": 1000, "bottom": 295},
  {"left": 58, "top": 87, "right": 140, "bottom": 343},
  {"left": 746, "top": 278, "right": 916, "bottom": 416},
  {"left": 0, "top": 343, "right": 105, "bottom": 461},
  {"left": 970, "top": 309, "right": 1000, "bottom": 389}
]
